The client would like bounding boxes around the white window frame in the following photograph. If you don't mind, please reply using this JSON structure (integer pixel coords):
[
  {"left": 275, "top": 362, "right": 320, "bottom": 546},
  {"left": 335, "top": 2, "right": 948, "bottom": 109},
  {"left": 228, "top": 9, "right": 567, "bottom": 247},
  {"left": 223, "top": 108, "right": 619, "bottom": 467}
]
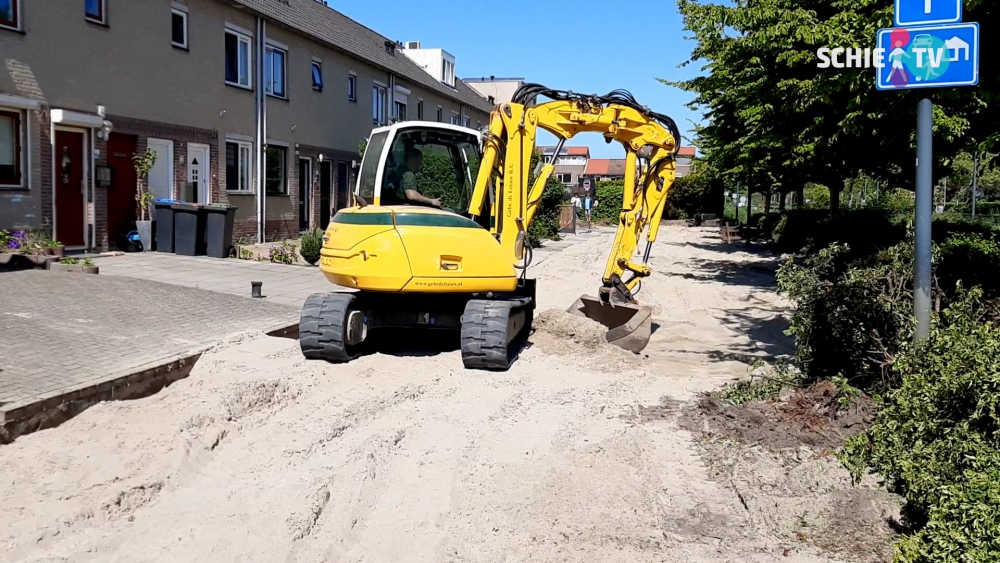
[
  {"left": 348, "top": 72, "right": 357, "bottom": 102},
  {"left": 0, "top": 107, "right": 25, "bottom": 188},
  {"left": 0, "top": 0, "right": 20, "bottom": 30},
  {"left": 463, "top": 116, "right": 470, "bottom": 128},
  {"left": 85, "top": 0, "right": 106, "bottom": 24},
  {"left": 171, "top": 8, "right": 188, "bottom": 49},
  {"left": 450, "top": 112, "right": 459, "bottom": 125},
  {"left": 417, "top": 99, "right": 424, "bottom": 120},
  {"left": 264, "top": 43, "right": 287, "bottom": 99},
  {"left": 373, "top": 83, "right": 386, "bottom": 125},
  {"left": 225, "top": 139, "right": 253, "bottom": 194},
  {"left": 394, "top": 100, "right": 406, "bottom": 121},
  {"left": 224, "top": 28, "right": 252, "bottom": 89}
]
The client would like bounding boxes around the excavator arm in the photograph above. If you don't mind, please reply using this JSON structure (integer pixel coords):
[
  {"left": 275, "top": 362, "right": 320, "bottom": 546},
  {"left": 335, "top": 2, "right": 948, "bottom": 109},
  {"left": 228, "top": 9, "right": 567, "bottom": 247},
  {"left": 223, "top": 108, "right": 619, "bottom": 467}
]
[{"left": 469, "top": 84, "right": 680, "bottom": 308}]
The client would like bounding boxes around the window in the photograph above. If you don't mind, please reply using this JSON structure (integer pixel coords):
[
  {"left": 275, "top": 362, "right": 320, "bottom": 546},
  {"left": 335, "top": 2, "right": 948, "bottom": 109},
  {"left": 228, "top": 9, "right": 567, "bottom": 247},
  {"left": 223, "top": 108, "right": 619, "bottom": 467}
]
[
  {"left": 372, "top": 83, "right": 386, "bottom": 125},
  {"left": 357, "top": 130, "right": 388, "bottom": 202},
  {"left": 417, "top": 101, "right": 424, "bottom": 120},
  {"left": 463, "top": 116, "right": 470, "bottom": 128},
  {"left": 348, "top": 74, "right": 357, "bottom": 102},
  {"left": 442, "top": 59, "right": 455, "bottom": 86},
  {"left": 394, "top": 101, "right": 406, "bottom": 122},
  {"left": 225, "top": 141, "right": 252, "bottom": 193},
  {"left": 171, "top": 9, "right": 188, "bottom": 49},
  {"left": 436, "top": 107, "right": 442, "bottom": 122},
  {"left": 558, "top": 173, "right": 573, "bottom": 183},
  {"left": 264, "top": 45, "right": 286, "bottom": 98},
  {"left": 450, "top": 112, "right": 459, "bottom": 125},
  {"left": 225, "top": 30, "right": 251, "bottom": 88},
  {"left": 0, "top": 0, "right": 19, "bottom": 29},
  {"left": 265, "top": 146, "right": 286, "bottom": 194},
  {"left": 311, "top": 61, "right": 323, "bottom": 91},
  {"left": 0, "top": 110, "right": 22, "bottom": 186},
  {"left": 85, "top": 0, "right": 105, "bottom": 23}
]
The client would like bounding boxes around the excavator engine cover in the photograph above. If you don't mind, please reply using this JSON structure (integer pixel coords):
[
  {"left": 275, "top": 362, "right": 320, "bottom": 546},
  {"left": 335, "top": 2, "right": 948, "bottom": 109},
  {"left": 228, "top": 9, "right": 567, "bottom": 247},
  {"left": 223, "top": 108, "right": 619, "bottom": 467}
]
[{"left": 567, "top": 295, "right": 653, "bottom": 354}]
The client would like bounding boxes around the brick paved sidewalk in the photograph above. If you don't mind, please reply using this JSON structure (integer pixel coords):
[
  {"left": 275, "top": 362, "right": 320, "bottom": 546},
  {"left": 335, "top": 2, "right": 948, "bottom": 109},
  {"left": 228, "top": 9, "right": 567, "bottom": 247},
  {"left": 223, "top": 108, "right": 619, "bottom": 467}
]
[{"left": 0, "top": 270, "right": 298, "bottom": 442}]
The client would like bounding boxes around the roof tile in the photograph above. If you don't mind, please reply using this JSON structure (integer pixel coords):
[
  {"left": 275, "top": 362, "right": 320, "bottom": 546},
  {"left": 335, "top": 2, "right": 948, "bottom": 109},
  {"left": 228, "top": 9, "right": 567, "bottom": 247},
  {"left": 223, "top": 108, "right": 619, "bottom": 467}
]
[{"left": 232, "top": 0, "right": 492, "bottom": 112}]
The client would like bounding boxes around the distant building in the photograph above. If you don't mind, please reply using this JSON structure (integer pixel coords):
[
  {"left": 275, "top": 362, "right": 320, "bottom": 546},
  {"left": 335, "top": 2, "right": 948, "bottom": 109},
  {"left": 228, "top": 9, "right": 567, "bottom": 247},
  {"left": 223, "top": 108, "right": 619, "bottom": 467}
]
[
  {"left": 462, "top": 76, "right": 529, "bottom": 106},
  {"left": 580, "top": 146, "right": 697, "bottom": 189},
  {"left": 537, "top": 146, "right": 590, "bottom": 189}
]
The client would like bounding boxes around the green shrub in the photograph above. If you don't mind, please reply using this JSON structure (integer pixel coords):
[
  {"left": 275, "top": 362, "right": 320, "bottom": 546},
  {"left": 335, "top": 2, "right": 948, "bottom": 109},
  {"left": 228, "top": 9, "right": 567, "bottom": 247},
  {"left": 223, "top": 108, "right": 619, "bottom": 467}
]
[
  {"left": 841, "top": 289, "right": 1000, "bottom": 562},
  {"left": 938, "top": 233, "right": 1000, "bottom": 299},
  {"left": 664, "top": 171, "right": 725, "bottom": 220},
  {"left": 299, "top": 228, "right": 323, "bottom": 265},
  {"left": 527, "top": 179, "right": 565, "bottom": 247},
  {"left": 777, "top": 241, "right": 916, "bottom": 390},
  {"left": 591, "top": 180, "right": 624, "bottom": 224}
]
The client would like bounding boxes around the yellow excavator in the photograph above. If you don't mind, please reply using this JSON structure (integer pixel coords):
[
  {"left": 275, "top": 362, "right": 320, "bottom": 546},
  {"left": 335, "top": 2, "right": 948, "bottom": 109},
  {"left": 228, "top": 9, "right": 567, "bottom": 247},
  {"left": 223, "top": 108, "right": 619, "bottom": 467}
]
[{"left": 299, "top": 83, "right": 680, "bottom": 370}]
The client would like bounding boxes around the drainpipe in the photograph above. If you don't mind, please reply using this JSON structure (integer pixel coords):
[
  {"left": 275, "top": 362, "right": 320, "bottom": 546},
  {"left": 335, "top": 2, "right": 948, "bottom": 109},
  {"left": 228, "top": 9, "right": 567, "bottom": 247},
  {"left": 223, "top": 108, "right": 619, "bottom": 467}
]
[
  {"left": 255, "top": 16, "right": 267, "bottom": 243},
  {"left": 388, "top": 74, "right": 395, "bottom": 122},
  {"left": 90, "top": 128, "right": 96, "bottom": 250},
  {"left": 49, "top": 112, "right": 56, "bottom": 241}
]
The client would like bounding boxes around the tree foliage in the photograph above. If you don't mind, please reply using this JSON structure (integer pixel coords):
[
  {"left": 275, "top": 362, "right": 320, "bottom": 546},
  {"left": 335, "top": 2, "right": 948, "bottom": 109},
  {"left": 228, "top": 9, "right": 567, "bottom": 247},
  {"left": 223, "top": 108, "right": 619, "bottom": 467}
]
[{"left": 666, "top": 0, "right": 999, "bottom": 208}]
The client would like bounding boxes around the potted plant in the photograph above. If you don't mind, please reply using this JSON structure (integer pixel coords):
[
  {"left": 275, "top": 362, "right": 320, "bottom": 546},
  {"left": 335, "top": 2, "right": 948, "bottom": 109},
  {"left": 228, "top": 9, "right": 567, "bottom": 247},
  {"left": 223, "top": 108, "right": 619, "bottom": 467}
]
[
  {"left": 132, "top": 147, "right": 158, "bottom": 252},
  {"left": 41, "top": 233, "right": 64, "bottom": 257}
]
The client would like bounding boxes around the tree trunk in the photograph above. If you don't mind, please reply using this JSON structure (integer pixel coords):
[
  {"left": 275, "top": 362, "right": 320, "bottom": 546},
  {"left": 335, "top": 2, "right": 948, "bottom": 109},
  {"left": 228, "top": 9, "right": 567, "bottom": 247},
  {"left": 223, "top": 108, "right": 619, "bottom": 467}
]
[
  {"left": 763, "top": 192, "right": 772, "bottom": 214},
  {"left": 830, "top": 188, "right": 841, "bottom": 212},
  {"left": 796, "top": 186, "right": 805, "bottom": 208},
  {"left": 779, "top": 192, "right": 787, "bottom": 211}
]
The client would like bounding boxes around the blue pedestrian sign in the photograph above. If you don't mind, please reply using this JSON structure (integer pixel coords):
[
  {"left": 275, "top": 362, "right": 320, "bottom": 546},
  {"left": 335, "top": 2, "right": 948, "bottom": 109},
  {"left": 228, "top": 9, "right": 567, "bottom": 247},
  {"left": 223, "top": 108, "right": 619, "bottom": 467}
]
[
  {"left": 876, "top": 22, "right": 979, "bottom": 90},
  {"left": 895, "top": 0, "right": 963, "bottom": 27}
]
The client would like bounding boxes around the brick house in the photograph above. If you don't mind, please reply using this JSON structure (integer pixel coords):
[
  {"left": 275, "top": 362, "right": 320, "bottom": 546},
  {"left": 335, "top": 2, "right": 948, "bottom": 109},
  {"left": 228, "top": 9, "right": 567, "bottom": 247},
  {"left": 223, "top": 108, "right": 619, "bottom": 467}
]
[
  {"left": 579, "top": 147, "right": 698, "bottom": 190},
  {"left": 0, "top": 0, "right": 492, "bottom": 251}
]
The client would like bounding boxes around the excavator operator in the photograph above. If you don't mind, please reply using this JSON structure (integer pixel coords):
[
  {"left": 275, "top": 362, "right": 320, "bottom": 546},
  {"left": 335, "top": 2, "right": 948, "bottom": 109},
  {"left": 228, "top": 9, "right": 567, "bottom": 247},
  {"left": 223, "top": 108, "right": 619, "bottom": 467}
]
[{"left": 385, "top": 147, "right": 441, "bottom": 208}]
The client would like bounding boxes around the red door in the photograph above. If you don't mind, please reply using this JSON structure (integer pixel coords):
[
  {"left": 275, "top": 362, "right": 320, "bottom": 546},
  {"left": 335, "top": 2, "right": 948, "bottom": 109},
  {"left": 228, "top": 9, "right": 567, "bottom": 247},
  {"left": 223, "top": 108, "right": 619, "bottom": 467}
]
[
  {"left": 55, "top": 130, "right": 85, "bottom": 247},
  {"left": 106, "top": 133, "right": 138, "bottom": 249}
]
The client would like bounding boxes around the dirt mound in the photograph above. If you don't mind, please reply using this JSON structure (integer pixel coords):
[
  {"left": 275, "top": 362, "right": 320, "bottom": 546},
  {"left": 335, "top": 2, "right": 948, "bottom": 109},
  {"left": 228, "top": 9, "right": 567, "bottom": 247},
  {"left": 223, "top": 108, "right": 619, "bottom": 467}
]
[
  {"left": 679, "top": 380, "right": 874, "bottom": 452},
  {"left": 532, "top": 308, "right": 611, "bottom": 350}
]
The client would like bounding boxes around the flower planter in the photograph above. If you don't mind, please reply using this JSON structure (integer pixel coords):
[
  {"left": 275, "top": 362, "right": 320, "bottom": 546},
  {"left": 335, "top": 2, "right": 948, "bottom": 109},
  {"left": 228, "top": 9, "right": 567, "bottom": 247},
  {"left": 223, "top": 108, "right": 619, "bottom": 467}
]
[
  {"left": 50, "top": 262, "right": 99, "bottom": 274},
  {"left": 45, "top": 245, "right": 65, "bottom": 257}
]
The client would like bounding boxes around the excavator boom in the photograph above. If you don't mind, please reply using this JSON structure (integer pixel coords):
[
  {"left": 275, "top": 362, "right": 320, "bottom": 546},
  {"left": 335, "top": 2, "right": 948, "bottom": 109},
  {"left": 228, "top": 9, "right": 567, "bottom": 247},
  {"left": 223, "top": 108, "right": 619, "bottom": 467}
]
[{"left": 469, "top": 84, "right": 680, "bottom": 352}]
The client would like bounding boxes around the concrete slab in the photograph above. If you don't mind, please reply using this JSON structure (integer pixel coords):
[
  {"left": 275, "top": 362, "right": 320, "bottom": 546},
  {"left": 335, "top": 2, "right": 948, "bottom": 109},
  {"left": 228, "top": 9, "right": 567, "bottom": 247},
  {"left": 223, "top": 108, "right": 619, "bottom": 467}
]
[{"left": 0, "top": 270, "right": 299, "bottom": 443}]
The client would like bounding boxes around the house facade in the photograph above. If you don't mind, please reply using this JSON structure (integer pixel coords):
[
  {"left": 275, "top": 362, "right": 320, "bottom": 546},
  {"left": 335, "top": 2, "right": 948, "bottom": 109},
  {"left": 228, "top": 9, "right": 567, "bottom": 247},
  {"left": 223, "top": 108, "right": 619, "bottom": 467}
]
[
  {"left": 538, "top": 145, "right": 589, "bottom": 189},
  {"left": 0, "top": 0, "right": 492, "bottom": 250},
  {"left": 462, "top": 76, "right": 526, "bottom": 105},
  {"left": 580, "top": 146, "right": 698, "bottom": 190}
]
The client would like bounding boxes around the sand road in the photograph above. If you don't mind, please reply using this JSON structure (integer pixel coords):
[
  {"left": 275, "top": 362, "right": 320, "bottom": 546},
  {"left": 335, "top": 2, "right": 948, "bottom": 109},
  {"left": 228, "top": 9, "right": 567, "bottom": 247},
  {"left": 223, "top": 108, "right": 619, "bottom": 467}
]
[{"left": 0, "top": 226, "right": 891, "bottom": 562}]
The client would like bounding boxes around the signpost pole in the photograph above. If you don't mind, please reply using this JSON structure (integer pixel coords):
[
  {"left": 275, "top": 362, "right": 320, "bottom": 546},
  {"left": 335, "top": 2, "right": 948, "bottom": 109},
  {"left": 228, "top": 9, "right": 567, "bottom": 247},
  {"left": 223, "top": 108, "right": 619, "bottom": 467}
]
[{"left": 914, "top": 94, "right": 934, "bottom": 343}]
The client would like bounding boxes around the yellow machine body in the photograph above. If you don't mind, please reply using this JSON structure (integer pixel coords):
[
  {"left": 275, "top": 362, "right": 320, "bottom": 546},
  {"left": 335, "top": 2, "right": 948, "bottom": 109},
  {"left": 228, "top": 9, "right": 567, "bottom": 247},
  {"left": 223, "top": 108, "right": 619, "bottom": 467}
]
[
  {"left": 298, "top": 83, "right": 681, "bottom": 370},
  {"left": 319, "top": 205, "right": 517, "bottom": 294}
]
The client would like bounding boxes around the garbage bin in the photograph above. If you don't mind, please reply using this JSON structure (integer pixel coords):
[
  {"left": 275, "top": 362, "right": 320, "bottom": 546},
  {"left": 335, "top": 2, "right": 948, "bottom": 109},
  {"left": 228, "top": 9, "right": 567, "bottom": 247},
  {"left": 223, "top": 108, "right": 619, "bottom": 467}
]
[
  {"left": 204, "top": 203, "right": 238, "bottom": 258},
  {"left": 172, "top": 202, "right": 207, "bottom": 256},
  {"left": 153, "top": 198, "right": 182, "bottom": 252}
]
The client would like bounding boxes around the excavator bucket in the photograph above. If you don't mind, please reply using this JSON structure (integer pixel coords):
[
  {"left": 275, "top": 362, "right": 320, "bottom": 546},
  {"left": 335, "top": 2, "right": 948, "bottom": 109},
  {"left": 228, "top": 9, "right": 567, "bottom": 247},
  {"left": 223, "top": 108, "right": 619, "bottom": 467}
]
[{"left": 567, "top": 295, "right": 653, "bottom": 354}]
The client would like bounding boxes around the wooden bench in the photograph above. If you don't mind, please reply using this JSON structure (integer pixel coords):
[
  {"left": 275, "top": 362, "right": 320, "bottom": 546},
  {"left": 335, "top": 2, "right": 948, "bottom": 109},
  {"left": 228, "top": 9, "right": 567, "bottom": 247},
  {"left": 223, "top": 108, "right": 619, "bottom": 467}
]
[{"left": 720, "top": 225, "right": 740, "bottom": 243}]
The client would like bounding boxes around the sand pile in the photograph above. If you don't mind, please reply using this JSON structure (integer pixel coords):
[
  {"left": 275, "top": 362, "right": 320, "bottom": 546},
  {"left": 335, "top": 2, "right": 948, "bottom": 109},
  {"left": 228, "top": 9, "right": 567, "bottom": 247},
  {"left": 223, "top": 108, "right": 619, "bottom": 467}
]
[{"left": 530, "top": 308, "right": 644, "bottom": 370}]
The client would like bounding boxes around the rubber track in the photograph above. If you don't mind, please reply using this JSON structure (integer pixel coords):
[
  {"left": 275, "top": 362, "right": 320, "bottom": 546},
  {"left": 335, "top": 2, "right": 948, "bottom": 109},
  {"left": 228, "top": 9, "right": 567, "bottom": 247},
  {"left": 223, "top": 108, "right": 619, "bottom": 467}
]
[
  {"left": 460, "top": 300, "right": 519, "bottom": 371},
  {"left": 299, "top": 292, "right": 360, "bottom": 362}
]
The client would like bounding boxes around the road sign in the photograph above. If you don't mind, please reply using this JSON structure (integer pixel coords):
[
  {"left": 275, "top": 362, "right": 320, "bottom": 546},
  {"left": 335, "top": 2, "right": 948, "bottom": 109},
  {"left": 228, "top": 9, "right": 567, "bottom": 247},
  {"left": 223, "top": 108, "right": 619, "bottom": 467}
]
[
  {"left": 895, "top": 0, "right": 963, "bottom": 27},
  {"left": 876, "top": 23, "right": 979, "bottom": 90}
]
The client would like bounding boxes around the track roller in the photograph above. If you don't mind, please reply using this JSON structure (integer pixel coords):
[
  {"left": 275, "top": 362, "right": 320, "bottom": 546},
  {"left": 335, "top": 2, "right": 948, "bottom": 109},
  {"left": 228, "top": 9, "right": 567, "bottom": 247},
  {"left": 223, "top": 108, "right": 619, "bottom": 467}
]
[
  {"left": 299, "top": 292, "right": 368, "bottom": 362},
  {"left": 460, "top": 299, "right": 532, "bottom": 371}
]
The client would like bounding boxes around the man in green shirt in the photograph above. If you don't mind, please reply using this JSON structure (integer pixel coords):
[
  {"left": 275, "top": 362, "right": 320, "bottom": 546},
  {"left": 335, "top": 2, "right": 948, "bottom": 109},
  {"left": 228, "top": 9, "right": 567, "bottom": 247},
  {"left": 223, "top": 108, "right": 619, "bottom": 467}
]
[{"left": 389, "top": 147, "right": 441, "bottom": 207}]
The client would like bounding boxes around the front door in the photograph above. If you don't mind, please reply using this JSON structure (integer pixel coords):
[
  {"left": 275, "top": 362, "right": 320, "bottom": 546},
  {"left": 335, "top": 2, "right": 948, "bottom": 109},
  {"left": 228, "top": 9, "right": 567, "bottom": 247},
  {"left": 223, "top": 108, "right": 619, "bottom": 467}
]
[
  {"left": 336, "top": 162, "right": 349, "bottom": 211},
  {"left": 187, "top": 143, "right": 210, "bottom": 204},
  {"left": 55, "top": 129, "right": 86, "bottom": 247},
  {"left": 319, "top": 160, "right": 332, "bottom": 229},
  {"left": 107, "top": 133, "right": 138, "bottom": 248},
  {"left": 298, "top": 158, "right": 311, "bottom": 231}
]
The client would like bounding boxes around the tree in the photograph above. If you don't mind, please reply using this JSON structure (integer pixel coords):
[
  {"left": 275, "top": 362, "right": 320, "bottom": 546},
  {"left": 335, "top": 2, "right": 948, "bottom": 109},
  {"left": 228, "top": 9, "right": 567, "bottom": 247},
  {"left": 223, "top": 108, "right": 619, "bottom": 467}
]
[{"left": 664, "top": 0, "right": 999, "bottom": 211}]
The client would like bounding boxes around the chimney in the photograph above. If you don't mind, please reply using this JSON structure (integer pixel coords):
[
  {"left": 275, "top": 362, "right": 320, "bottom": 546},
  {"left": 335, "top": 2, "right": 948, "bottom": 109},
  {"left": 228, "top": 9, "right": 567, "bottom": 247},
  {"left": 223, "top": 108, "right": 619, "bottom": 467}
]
[{"left": 405, "top": 41, "right": 421, "bottom": 49}]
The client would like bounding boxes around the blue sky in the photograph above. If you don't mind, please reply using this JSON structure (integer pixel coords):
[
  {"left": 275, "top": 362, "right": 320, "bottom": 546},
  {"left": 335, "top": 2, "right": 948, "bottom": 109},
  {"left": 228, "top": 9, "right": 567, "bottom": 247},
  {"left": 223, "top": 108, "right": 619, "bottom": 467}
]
[{"left": 330, "top": 0, "right": 705, "bottom": 159}]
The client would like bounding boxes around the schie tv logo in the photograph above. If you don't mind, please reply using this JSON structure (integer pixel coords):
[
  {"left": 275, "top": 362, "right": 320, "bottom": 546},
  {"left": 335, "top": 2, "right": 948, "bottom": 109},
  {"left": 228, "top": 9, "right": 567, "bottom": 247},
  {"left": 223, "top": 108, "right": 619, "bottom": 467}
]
[{"left": 818, "top": 48, "right": 891, "bottom": 69}]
